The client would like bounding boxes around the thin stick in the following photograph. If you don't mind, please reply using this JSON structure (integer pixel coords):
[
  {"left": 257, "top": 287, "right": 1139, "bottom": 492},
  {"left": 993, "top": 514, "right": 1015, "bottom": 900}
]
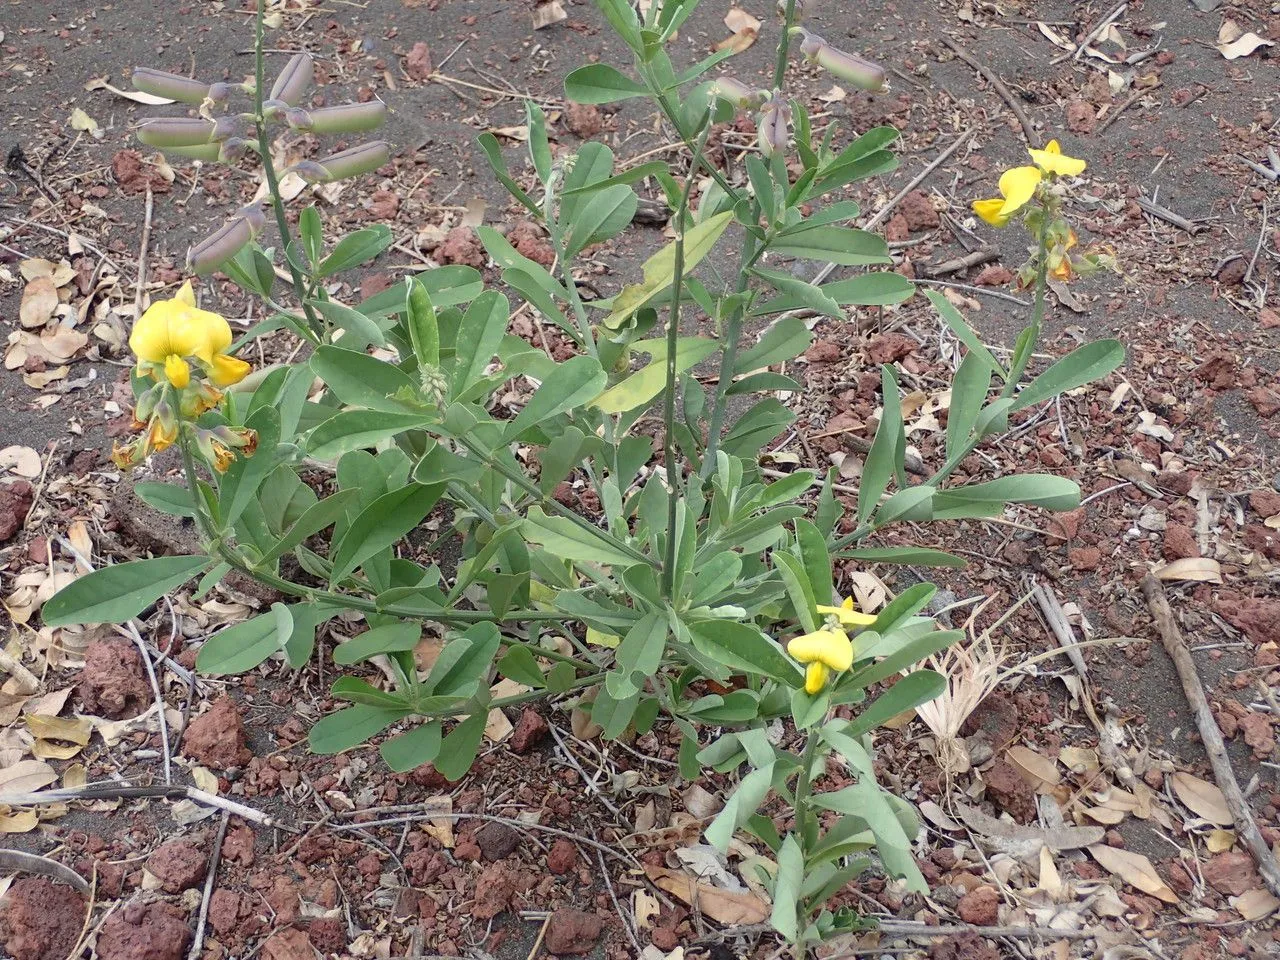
[
  {"left": 1240, "top": 155, "right": 1280, "bottom": 183},
  {"left": 939, "top": 38, "right": 1037, "bottom": 146},
  {"left": 134, "top": 186, "right": 153, "bottom": 318},
  {"left": 1243, "top": 198, "right": 1269, "bottom": 286},
  {"left": 188, "top": 810, "right": 231, "bottom": 960},
  {"left": 1, "top": 782, "right": 291, "bottom": 831},
  {"left": 598, "top": 848, "right": 644, "bottom": 956},
  {"left": 1053, "top": 0, "right": 1128, "bottom": 64},
  {"left": 0, "top": 646, "right": 40, "bottom": 694},
  {"left": 1095, "top": 88, "right": 1145, "bottom": 135},
  {"left": 914, "top": 277, "right": 1032, "bottom": 307},
  {"left": 1140, "top": 574, "right": 1280, "bottom": 899},
  {"left": 922, "top": 248, "right": 996, "bottom": 278},
  {"left": 1135, "top": 196, "right": 1204, "bottom": 234},
  {"left": 548, "top": 723, "right": 622, "bottom": 818}
]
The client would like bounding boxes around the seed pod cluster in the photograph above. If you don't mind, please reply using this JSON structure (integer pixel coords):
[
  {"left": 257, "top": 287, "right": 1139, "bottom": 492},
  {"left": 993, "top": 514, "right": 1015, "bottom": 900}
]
[{"left": 131, "top": 49, "right": 391, "bottom": 276}]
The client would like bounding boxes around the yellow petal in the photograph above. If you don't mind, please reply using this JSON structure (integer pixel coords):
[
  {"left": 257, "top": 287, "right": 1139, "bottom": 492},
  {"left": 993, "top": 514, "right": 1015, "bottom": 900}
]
[
  {"left": 972, "top": 197, "right": 1010, "bottom": 227},
  {"left": 997, "top": 166, "right": 1041, "bottom": 218},
  {"left": 804, "top": 661, "right": 829, "bottom": 695},
  {"left": 815, "top": 601, "right": 877, "bottom": 627},
  {"left": 163, "top": 354, "right": 191, "bottom": 388},
  {"left": 206, "top": 353, "right": 251, "bottom": 387},
  {"left": 129, "top": 301, "right": 180, "bottom": 362},
  {"left": 788, "top": 628, "right": 853, "bottom": 671},
  {"left": 175, "top": 280, "right": 197, "bottom": 307},
  {"left": 1028, "top": 140, "right": 1086, "bottom": 177}
]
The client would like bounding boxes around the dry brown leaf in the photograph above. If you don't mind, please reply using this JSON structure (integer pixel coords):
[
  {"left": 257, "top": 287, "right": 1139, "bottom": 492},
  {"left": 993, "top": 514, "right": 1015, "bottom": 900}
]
[
  {"left": 1080, "top": 806, "right": 1126, "bottom": 826},
  {"left": 0, "top": 445, "right": 42, "bottom": 479},
  {"left": 714, "top": 28, "right": 758, "bottom": 54},
  {"left": 1059, "top": 746, "right": 1100, "bottom": 775},
  {"left": 191, "top": 766, "right": 219, "bottom": 794},
  {"left": 956, "top": 802, "right": 1104, "bottom": 855},
  {"left": 532, "top": 0, "right": 567, "bottom": 29},
  {"left": 1216, "top": 20, "right": 1273, "bottom": 59},
  {"left": 1170, "top": 772, "right": 1233, "bottom": 826},
  {"left": 85, "top": 76, "right": 174, "bottom": 104},
  {"left": 645, "top": 865, "right": 770, "bottom": 924},
  {"left": 462, "top": 197, "right": 488, "bottom": 228},
  {"left": 488, "top": 125, "right": 529, "bottom": 142},
  {"left": 24, "top": 366, "right": 69, "bottom": 390},
  {"left": 0, "top": 759, "right": 58, "bottom": 795},
  {"left": 1006, "top": 744, "right": 1062, "bottom": 791},
  {"left": 484, "top": 707, "right": 513, "bottom": 743},
  {"left": 1231, "top": 888, "right": 1280, "bottom": 921},
  {"left": 1037, "top": 845, "right": 1064, "bottom": 899},
  {"left": 418, "top": 795, "right": 454, "bottom": 847},
  {"left": 26, "top": 715, "right": 90, "bottom": 747},
  {"left": 1088, "top": 844, "right": 1178, "bottom": 903},
  {"left": 0, "top": 807, "right": 39, "bottom": 833},
  {"left": 1155, "top": 557, "right": 1223, "bottom": 584},
  {"left": 633, "top": 889, "right": 660, "bottom": 929},
  {"left": 716, "top": 9, "right": 760, "bottom": 53},
  {"left": 1207, "top": 829, "right": 1236, "bottom": 853},
  {"left": 19, "top": 277, "right": 59, "bottom": 328},
  {"left": 24, "top": 687, "right": 73, "bottom": 718}
]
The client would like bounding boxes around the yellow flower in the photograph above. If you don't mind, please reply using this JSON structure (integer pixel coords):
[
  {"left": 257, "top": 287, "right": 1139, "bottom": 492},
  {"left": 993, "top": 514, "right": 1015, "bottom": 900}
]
[
  {"left": 815, "top": 595, "right": 877, "bottom": 628},
  {"left": 973, "top": 165, "right": 1041, "bottom": 227},
  {"left": 1028, "top": 139, "right": 1086, "bottom": 177},
  {"left": 130, "top": 281, "right": 250, "bottom": 389},
  {"left": 788, "top": 628, "right": 853, "bottom": 694}
]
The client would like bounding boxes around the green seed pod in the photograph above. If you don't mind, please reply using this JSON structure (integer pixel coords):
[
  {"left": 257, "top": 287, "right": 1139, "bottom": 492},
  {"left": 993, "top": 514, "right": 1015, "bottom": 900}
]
[
  {"left": 162, "top": 142, "right": 223, "bottom": 162},
  {"left": 713, "top": 77, "right": 767, "bottom": 111},
  {"left": 814, "top": 44, "right": 886, "bottom": 92},
  {"left": 188, "top": 215, "right": 256, "bottom": 276},
  {"left": 132, "top": 67, "right": 212, "bottom": 104},
  {"left": 136, "top": 117, "right": 218, "bottom": 148},
  {"left": 269, "top": 52, "right": 314, "bottom": 106},
  {"left": 312, "top": 141, "right": 391, "bottom": 182},
  {"left": 757, "top": 93, "right": 790, "bottom": 159},
  {"left": 305, "top": 101, "right": 387, "bottom": 135}
]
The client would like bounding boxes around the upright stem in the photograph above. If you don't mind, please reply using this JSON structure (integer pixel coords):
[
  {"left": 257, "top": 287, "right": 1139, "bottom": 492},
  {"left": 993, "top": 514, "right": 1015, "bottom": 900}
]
[
  {"left": 254, "top": 0, "right": 323, "bottom": 339},
  {"left": 1000, "top": 205, "right": 1052, "bottom": 397},
  {"left": 789, "top": 728, "right": 821, "bottom": 960},
  {"left": 662, "top": 122, "right": 712, "bottom": 598},
  {"left": 773, "top": 0, "right": 798, "bottom": 89}
]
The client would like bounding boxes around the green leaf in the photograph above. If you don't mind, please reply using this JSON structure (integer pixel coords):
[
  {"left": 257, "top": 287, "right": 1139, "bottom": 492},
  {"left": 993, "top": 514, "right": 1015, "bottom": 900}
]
[
  {"left": 564, "top": 63, "right": 648, "bottom": 103},
  {"left": 196, "top": 605, "right": 290, "bottom": 674},
  {"left": 476, "top": 226, "right": 568, "bottom": 299},
  {"left": 424, "top": 623, "right": 501, "bottom": 698},
  {"left": 754, "top": 271, "right": 914, "bottom": 315},
  {"left": 606, "top": 612, "right": 667, "bottom": 699},
  {"left": 451, "top": 290, "right": 510, "bottom": 400},
  {"left": 847, "top": 629, "right": 961, "bottom": 689},
  {"left": 940, "top": 474, "right": 1081, "bottom": 512},
  {"left": 308, "top": 411, "right": 435, "bottom": 460},
  {"left": 507, "top": 354, "right": 606, "bottom": 439},
  {"left": 946, "top": 351, "right": 992, "bottom": 460},
  {"left": 1013, "top": 339, "right": 1124, "bottom": 411},
  {"left": 563, "top": 184, "right": 637, "bottom": 258},
  {"left": 603, "top": 212, "right": 733, "bottom": 329},
  {"left": 333, "top": 622, "right": 422, "bottom": 666},
  {"left": 307, "top": 298, "right": 385, "bottom": 349},
  {"left": 841, "top": 547, "right": 965, "bottom": 568},
  {"left": 523, "top": 506, "right": 643, "bottom": 568},
  {"left": 497, "top": 645, "right": 546, "bottom": 688},
  {"left": 770, "top": 834, "right": 804, "bottom": 941},
  {"left": 310, "top": 346, "right": 418, "bottom": 412},
  {"left": 773, "top": 551, "right": 818, "bottom": 634},
  {"left": 875, "top": 485, "right": 935, "bottom": 526},
  {"left": 857, "top": 368, "right": 902, "bottom": 524},
  {"left": 317, "top": 225, "right": 393, "bottom": 277},
  {"left": 706, "top": 761, "right": 775, "bottom": 853},
  {"left": 133, "top": 482, "right": 195, "bottom": 519},
  {"left": 750, "top": 267, "right": 842, "bottom": 319},
  {"left": 476, "top": 132, "right": 541, "bottom": 217},
  {"left": 435, "top": 711, "right": 488, "bottom": 780},
  {"left": 260, "top": 489, "right": 359, "bottom": 564},
  {"left": 43, "top": 555, "right": 209, "bottom": 626},
  {"left": 219, "top": 407, "right": 280, "bottom": 528},
  {"left": 868, "top": 582, "right": 936, "bottom": 636},
  {"left": 329, "top": 484, "right": 445, "bottom": 583},
  {"left": 592, "top": 337, "right": 717, "bottom": 415},
  {"left": 688, "top": 620, "right": 804, "bottom": 687},
  {"left": 380, "top": 721, "right": 443, "bottom": 772},
  {"left": 846, "top": 669, "right": 945, "bottom": 737},
  {"left": 794, "top": 518, "right": 832, "bottom": 608},
  {"left": 406, "top": 277, "right": 440, "bottom": 369},
  {"left": 734, "top": 316, "right": 811, "bottom": 375},
  {"left": 925, "top": 290, "right": 1004, "bottom": 376},
  {"left": 591, "top": 686, "right": 641, "bottom": 740},
  {"left": 299, "top": 206, "right": 322, "bottom": 267},
  {"left": 309, "top": 704, "right": 409, "bottom": 754},
  {"left": 526, "top": 100, "right": 552, "bottom": 184},
  {"left": 807, "top": 150, "right": 898, "bottom": 200},
  {"left": 771, "top": 226, "right": 889, "bottom": 266}
]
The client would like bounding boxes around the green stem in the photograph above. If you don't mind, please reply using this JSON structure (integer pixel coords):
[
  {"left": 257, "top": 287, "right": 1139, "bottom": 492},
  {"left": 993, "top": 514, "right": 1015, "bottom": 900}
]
[
  {"left": 543, "top": 168, "right": 599, "bottom": 358},
  {"left": 661, "top": 122, "right": 713, "bottom": 597},
  {"left": 773, "top": 0, "right": 798, "bottom": 90},
  {"left": 178, "top": 426, "right": 216, "bottom": 543},
  {"left": 254, "top": 0, "right": 323, "bottom": 340},
  {"left": 1000, "top": 206, "right": 1052, "bottom": 398},
  {"left": 789, "top": 727, "right": 821, "bottom": 960},
  {"left": 699, "top": 236, "right": 757, "bottom": 479}
]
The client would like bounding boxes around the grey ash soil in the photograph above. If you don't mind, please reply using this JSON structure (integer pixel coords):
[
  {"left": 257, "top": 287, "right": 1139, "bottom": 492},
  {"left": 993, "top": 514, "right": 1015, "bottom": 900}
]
[{"left": 2, "top": 1, "right": 1279, "bottom": 958}]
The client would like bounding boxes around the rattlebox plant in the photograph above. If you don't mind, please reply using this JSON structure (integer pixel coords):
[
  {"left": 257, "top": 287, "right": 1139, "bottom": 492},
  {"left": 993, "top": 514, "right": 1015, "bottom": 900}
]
[{"left": 45, "top": 0, "right": 1124, "bottom": 953}]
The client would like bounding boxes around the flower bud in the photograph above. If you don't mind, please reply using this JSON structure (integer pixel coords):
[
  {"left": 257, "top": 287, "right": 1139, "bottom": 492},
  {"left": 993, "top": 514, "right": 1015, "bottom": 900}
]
[
  {"left": 290, "top": 160, "right": 331, "bottom": 184},
  {"left": 283, "top": 108, "right": 313, "bottom": 131},
  {"left": 163, "top": 142, "right": 223, "bottom": 162},
  {"left": 305, "top": 101, "right": 388, "bottom": 135},
  {"left": 261, "top": 98, "right": 290, "bottom": 120},
  {"left": 207, "top": 82, "right": 234, "bottom": 104},
  {"left": 211, "top": 115, "right": 249, "bottom": 142},
  {"left": 236, "top": 204, "right": 268, "bottom": 236},
  {"left": 136, "top": 117, "right": 218, "bottom": 148},
  {"left": 269, "top": 52, "right": 314, "bottom": 106},
  {"left": 188, "top": 215, "right": 256, "bottom": 276},
  {"left": 132, "top": 67, "right": 212, "bottom": 104},
  {"left": 713, "top": 77, "right": 767, "bottom": 111},
  {"left": 311, "top": 141, "right": 391, "bottom": 182},
  {"left": 776, "top": 0, "right": 804, "bottom": 21},
  {"left": 757, "top": 93, "right": 791, "bottom": 159}
]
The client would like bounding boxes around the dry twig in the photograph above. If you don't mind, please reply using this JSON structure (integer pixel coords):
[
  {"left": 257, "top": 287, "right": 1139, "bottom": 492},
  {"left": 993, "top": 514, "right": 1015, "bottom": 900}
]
[
  {"left": 1140, "top": 574, "right": 1280, "bottom": 899},
  {"left": 188, "top": 811, "right": 231, "bottom": 960},
  {"left": 938, "top": 38, "right": 1037, "bottom": 146}
]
